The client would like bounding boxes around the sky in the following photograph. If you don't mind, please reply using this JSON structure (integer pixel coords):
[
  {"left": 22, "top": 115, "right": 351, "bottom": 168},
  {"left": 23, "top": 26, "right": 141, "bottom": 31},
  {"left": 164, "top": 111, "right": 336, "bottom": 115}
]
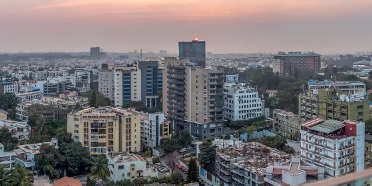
[{"left": 1, "top": 0, "right": 372, "bottom": 54}]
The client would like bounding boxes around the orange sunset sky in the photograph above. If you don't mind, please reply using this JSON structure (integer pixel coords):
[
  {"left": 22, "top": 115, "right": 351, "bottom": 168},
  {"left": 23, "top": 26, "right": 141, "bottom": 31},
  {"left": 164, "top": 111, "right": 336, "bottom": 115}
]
[{"left": 1, "top": 0, "right": 372, "bottom": 53}]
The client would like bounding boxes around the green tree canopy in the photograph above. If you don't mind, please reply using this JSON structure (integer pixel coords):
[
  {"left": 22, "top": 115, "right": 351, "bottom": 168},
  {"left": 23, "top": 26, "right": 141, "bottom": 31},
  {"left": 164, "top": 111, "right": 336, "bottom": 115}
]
[
  {"left": 0, "top": 128, "right": 18, "bottom": 151},
  {"left": 187, "top": 158, "right": 199, "bottom": 183},
  {"left": 199, "top": 139, "right": 216, "bottom": 172}
]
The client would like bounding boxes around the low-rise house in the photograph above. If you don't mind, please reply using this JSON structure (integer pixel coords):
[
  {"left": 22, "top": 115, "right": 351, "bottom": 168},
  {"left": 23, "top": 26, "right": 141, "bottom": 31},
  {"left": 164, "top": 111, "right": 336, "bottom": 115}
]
[
  {"left": 0, "top": 119, "right": 30, "bottom": 140},
  {"left": 14, "top": 138, "right": 58, "bottom": 168},
  {"left": 107, "top": 152, "right": 158, "bottom": 181},
  {"left": 0, "top": 143, "right": 16, "bottom": 170}
]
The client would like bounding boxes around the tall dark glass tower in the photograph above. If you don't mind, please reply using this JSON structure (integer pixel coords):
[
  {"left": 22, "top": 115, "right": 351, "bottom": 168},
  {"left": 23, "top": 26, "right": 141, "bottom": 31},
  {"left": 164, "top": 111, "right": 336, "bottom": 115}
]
[{"left": 178, "top": 37, "right": 206, "bottom": 68}]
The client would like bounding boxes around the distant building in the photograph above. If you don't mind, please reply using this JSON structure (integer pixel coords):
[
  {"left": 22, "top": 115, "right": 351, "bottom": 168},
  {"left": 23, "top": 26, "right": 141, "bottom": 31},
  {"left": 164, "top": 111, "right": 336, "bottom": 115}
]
[
  {"left": 67, "top": 107, "right": 141, "bottom": 155},
  {"left": 224, "top": 74, "right": 239, "bottom": 84},
  {"left": 272, "top": 109, "right": 301, "bottom": 140},
  {"left": 0, "top": 143, "right": 16, "bottom": 170},
  {"left": 223, "top": 82, "right": 263, "bottom": 121},
  {"left": 300, "top": 119, "right": 365, "bottom": 177},
  {"left": 90, "top": 47, "right": 102, "bottom": 58},
  {"left": 0, "top": 81, "right": 18, "bottom": 95},
  {"left": 179, "top": 37, "right": 206, "bottom": 68},
  {"left": 98, "top": 66, "right": 114, "bottom": 101},
  {"left": 273, "top": 52, "right": 321, "bottom": 76},
  {"left": 106, "top": 153, "right": 158, "bottom": 181},
  {"left": 74, "top": 69, "right": 92, "bottom": 93},
  {"left": 307, "top": 80, "right": 366, "bottom": 97},
  {"left": 0, "top": 119, "right": 30, "bottom": 140}
]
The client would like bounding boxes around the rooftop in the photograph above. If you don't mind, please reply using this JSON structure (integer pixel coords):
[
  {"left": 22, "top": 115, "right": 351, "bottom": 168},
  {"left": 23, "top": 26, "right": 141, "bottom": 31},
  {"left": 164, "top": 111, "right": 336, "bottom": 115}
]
[
  {"left": 275, "top": 52, "right": 320, "bottom": 57},
  {"left": 108, "top": 153, "right": 146, "bottom": 163},
  {"left": 53, "top": 176, "right": 82, "bottom": 186},
  {"left": 309, "top": 120, "right": 344, "bottom": 134}
]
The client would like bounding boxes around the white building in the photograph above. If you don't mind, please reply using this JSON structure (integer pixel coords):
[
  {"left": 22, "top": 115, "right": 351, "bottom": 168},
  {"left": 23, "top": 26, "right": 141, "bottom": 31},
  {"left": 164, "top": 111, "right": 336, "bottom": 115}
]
[
  {"left": 140, "top": 112, "right": 166, "bottom": 148},
  {"left": 16, "top": 91, "right": 43, "bottom": 103},
  {"left": 307, "top": 80, "right": 366, "bottom": 96},
  {"left": 0, "top": 81, "right": 18, "bottom": 94},
  {"left": 114, "top": 66, "right": 141, "bottom": 107},
  {"left": 223, "top": 82, "right": 263, "bottom": 121},
  {"left": 300, "top": 119, "right": 365, "bottom": 177},
  {"left": 98, "top": 70, "right": 114, "bottom": 101},
  {"left": 0, "top": 119, "right": 30, "bottom": 140},
  {"left": 107, "top": 153, "right": 158, "bottom": 181}
]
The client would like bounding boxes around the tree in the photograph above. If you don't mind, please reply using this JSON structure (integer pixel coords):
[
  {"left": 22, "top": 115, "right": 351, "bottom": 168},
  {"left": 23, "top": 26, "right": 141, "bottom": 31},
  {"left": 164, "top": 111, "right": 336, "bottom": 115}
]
[
  {"left": 105, "top": 180, "right": 135, "bottom": 186},
  {"left": 0, "top": 166, "right": 7, "bottom": 185},
  {"left": 161, "top": 131, "right": 192, "bottom": 153},
  {"left": 90, "top": 155, "right": 110, "bottom": 183},
  {"left": 5, "top": 164, "right": 33, "bottom": 186},
  {"left": 0, "top": 128, "right": 18, "bottom": 151},
  {"left": 199, "top": 139, "right": 216, "bottom": 172},
  {"left": 43, "top": 164, "right": 57, "bottom": 180},
  {"left": 366, "top": 120, "right": 372, "bottom": 134},
  {"left": 35, "top": 144, "right": 64, "bottom": 177},
  {"left": 0, "top": 93, "right": 18, "bottom": 119},
  {"left": 187, "top": 158, "right": 199, "bottom": 183},
  {"left": 170, "top": 172, "right": 184, "bottom": 184}
]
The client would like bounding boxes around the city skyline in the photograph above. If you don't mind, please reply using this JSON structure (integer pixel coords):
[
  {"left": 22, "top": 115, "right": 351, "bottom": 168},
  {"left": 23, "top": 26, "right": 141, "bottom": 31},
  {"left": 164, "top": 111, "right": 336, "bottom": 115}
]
[{"left": 1, "top": 0, "right": 372, "bottom": 54}]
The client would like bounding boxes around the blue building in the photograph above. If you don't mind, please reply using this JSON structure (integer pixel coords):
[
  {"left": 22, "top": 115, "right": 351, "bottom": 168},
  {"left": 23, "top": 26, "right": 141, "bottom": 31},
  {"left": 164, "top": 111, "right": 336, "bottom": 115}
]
[
  {"left": 137, "top": 61, "right": 163, "bottom": 108},
  {"left": 179, "top": 37, "right": 206, "bottom": 68}
]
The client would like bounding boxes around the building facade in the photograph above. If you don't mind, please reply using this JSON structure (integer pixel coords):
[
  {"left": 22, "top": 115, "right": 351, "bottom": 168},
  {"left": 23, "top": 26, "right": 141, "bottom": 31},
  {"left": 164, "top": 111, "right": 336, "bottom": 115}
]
[
  {"left": 300, "top": 119, "right": 365, "bottom": 177},
  {"left": 98, "top": 67, "right": 114, "bottom": 101},
  {"left": 67, "top": 107, "right": 141, "bottom": 155},
  {"left": 137, "top": 61, "right": 163, "bottom": 108},
  {"left": 179, "top": 38, "right": 206, "bottom": 68},
  {"left": 272, "top": 109, "right": 301, "bottom": 140},
  {"left": 114, "top": 66, "right": 141, "bottom": 107},
  {"left": 223, "top": 82, "right": 263, "bottom": 121},
  {"left": 140, "top": 112, "right": 170, "bottom": 148},
  {"left": 273, "top": 52, "right": 321, "bottom": 76}
]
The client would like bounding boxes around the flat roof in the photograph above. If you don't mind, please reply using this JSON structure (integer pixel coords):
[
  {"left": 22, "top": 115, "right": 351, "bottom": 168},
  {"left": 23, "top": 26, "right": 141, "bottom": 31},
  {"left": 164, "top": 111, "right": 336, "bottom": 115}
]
[{"left": 309, "top": 120, "right": 344, "bottom": 134}]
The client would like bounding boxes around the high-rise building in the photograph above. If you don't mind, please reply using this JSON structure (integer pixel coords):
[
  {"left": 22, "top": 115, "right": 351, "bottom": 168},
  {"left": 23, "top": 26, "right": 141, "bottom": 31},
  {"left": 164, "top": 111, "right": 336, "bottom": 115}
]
[
  {"left": 140, "top": 112, "right": 170, "bottom": 148},
  {"left": 137, "top": 61, "right": 163, "bottom": 108},
  {"left": 67, "top": 107, "right": 141, "bottom": 155},
  {"left": 223, "top": 82, "right": 263, "bottom": 121},
  {"left": 164, "top": 61, "right": 224, "bottom": 139},
  {"left": 179, "top": 37, "right": 206, "bottom": 68},
  {"left": 273, "top": 52, "right": 321, "bottom": 76},
  {"left": 90, "top": 47, "right": 102, "bottom": 58},
  {"left": 98, "top": 64, "right": 114, "bottom": 101},
  {"left": 113, "top": 66, "right": 141, "bottom": 107},
  {"left": 300, "top": 119, "right": 365, "bottom": 177}
]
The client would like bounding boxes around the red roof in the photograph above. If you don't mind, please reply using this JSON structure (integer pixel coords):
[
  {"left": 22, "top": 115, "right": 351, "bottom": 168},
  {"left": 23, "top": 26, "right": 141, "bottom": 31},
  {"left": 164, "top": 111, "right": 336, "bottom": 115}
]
[{"left": 53, "top": 177, "right": 82, "bottom": 186}]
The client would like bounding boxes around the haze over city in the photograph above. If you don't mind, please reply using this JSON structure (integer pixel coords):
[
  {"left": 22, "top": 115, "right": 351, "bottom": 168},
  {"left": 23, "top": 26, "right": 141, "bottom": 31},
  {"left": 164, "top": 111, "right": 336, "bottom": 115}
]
[{"left": 1, "top": 0, "right": 372, "bottom": 53}]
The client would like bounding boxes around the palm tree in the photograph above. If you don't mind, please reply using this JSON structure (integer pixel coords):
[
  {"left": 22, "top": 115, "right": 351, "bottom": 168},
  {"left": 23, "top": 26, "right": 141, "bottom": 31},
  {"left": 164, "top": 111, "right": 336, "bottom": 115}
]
[
  {"left": 5, "top": 164, "right": 33, "bottom": 186},
  {"left": 0, "top": 166, "right": 8, "bottom": 186},
  {"left": 90, "top": 155, "right": 110, "bottom": 184}
]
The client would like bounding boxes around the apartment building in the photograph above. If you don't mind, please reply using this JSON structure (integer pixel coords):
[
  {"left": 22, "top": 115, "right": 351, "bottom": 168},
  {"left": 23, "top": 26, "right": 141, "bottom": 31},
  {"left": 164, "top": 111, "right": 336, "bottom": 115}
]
[
  {"left": 300, "top": 119, "right": 365, "bottom": 177},
  {"left": 107, "top": 152, "right": 158, "bottom": 181},
  {"left": 114, "top": 66, "right": 141, "bottom": 107},
  {"left": 0, "top": 143, "right": 16, "bottom": 170},
  {"left": 67, "top": 107, "right": 141, "bottom": 155},
  {"left": 272, "top": 109, "right": 301, "bottom": 140},
  {"left": 223, "top": 82, "right": 263, "bottom": 121},
  {"left": 0, "top": 81, "right": 18, "bottom": 94},
  {"left": 184, "top": 66, "right": 224, "bottom": 139},
  {"left": 299, "top": 89, "right": 369, "bottom": 122},
  {"left": 74, "top": 69, "right": 92, "bottom": 93},
  {"left": 215, "top": 141, "right": 290, "bottom": 186},
  {"left": 140, "top": 112, "right": 170, "bottom": 148}
]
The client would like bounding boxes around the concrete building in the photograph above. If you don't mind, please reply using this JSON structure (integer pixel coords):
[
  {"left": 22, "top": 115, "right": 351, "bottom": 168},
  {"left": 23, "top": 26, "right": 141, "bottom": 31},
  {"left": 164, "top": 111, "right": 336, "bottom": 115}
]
[
  {"left": 179, "top": 37, "right": 206, "bottom": 68},
  {"left": 16, "top": 91, "right": 43, "bottom": 103},
  {"left": 272, "top": 109, "right": 301, "bottom": 140},
  {"left": 300, "top": 119, "right": 365, "bottom": 177},
  {"left": 215, "top": 141, "right": 290, "bottom": 186},
  {"left": 307, "top": 80, "right": 366, "bottom": 97},
  {"left": 107, "top": 153, "right": 158, "bottom": 181},
  {"left": 273, "top": 52, "right": 321, "bottom": 76},
  {"left": 114, "top": 66, "right": 141, "bottom": 107},
  {"left": 299, "top": 89, "right": 369, "bottom": 122},
  {"left": 0, "top": 81, "right": 18, "bottom": 94},
  {"left": 137, "top": 61, "right": 163, "bottom": 108},
  {"left": 67, "top": 107, "right": 141, "bottom": 155},
  {"left": 265, "top": 157, "right": 325, "bottom": 186},
  {"left": 223, "top": 82, "right": 263, "bottom": 121},
  {"left": 90, "top": 47, "right": 102, "bottom": 58},
  {"left": 140, "top": 112, "right": 170, "bottom": 148},
  {"left": 0, "top": 119, "right": 30, "bottom": 140},
  {"left": 98, "top": 66, "right": 115, "bottom": 101},
  {"left": 74, "top": 69, "right": 92, "bottom": 93}
]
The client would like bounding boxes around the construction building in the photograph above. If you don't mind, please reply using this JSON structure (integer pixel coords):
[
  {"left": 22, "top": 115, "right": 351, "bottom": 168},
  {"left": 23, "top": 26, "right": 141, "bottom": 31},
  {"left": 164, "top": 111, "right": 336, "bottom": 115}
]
[
  {"left": 67, "top": 107, "right": 141, "bottom": 155},
  {"left": 300, "top": 119, "right": 365, "bottom": 177}
]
